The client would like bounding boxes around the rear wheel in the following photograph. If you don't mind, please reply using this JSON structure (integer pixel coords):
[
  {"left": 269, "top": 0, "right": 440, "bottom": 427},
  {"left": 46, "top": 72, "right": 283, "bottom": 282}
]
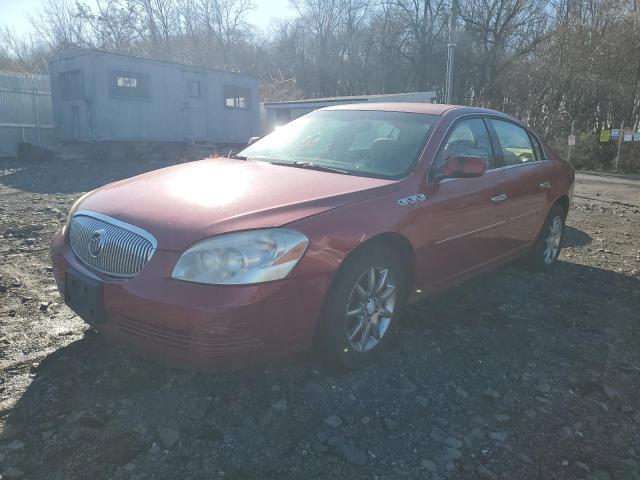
[
  {"left": 527, "top": 204, "right": 566, "bottom": 271},
  {"left": 318, "top": 244, "right": 406, "bottom": 369}
]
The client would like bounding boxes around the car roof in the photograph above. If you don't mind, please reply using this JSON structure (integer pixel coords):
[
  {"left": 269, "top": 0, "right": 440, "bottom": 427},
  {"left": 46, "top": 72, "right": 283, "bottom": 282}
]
[{"left": 322, "top": 102, "right": 516, "bottom": 120}]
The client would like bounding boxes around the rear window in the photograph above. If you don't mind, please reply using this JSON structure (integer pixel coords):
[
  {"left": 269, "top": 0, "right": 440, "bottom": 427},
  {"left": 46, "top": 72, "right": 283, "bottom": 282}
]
[{"left": 490, "top": 119, "right": 536, "bottom": 165}]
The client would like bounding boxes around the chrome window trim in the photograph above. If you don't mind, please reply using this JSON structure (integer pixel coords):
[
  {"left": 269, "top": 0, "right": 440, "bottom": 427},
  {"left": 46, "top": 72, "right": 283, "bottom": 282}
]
[{"left": 437, "top": 159, "right": 552, "bottom": 184}]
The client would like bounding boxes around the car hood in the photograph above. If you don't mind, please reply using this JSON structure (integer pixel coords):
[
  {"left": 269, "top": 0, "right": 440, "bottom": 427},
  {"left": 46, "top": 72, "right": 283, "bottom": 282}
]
[{"left": 76, "top": 157, "right": 399, "bottom": 251}]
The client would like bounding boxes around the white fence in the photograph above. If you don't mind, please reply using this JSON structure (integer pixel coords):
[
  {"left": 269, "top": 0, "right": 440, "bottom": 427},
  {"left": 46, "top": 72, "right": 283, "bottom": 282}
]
[{"left": 0, "top": 72, "right": 55, "bottom": 156}]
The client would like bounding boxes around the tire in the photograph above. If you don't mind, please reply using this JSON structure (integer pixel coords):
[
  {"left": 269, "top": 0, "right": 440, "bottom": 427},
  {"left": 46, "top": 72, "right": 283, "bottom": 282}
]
[
  {"left": 317, "top": 243, "right": 407, "bottom": 369},
  {"left": 527, "top": 204, "right": 566, "bottom": 271}
]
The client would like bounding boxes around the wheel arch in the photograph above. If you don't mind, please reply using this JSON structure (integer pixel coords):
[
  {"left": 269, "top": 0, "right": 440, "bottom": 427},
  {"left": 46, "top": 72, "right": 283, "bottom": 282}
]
[
  {"left": 554, "top": 194, "right": 570, "bottom": 216},
  {"left": 335, "top": 232, "right": 416, "bottom": 294}
]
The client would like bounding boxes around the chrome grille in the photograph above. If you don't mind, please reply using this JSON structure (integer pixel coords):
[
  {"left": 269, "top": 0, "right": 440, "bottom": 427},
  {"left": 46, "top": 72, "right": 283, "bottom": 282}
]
[{"left": 69, "top": 211, "right": 157, "bottom": 277}]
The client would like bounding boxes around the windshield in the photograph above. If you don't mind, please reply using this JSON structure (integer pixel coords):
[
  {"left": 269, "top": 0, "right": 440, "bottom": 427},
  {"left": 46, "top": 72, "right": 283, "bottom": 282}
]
[{"left": 238, "top": 110, "right": 439, "bottom": 179}]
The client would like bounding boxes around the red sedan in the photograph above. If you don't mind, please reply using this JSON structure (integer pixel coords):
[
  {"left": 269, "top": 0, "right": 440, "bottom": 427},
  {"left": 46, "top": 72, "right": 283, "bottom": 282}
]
[{"left": 50, "top": 103, "right": 575, "bottom": 368}]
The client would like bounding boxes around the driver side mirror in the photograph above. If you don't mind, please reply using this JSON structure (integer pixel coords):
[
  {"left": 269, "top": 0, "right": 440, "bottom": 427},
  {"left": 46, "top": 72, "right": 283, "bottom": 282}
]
[
  {"left": 247, "top": 136, "right": 261, "bottom": 146},
  {"left": 437, "top": 155, "right": 486, "bottom": 181}
]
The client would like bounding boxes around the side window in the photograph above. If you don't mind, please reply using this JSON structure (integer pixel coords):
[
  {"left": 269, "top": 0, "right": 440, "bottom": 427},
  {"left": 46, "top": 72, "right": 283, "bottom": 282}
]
[
  {"left": 224, "top": 85, "right": 251, "bottom": 109},
  {"left": 490, "top": 119, "right": 535, "bottom": 165},
  {"left": 529, "top": 132, "right": 545, "bottom": 161},
  {"left": 434, "top": 118, "right": 494, "bottom": 172},
  {"left": 110, "top": 72, "right": 150, "bottom": 99}
]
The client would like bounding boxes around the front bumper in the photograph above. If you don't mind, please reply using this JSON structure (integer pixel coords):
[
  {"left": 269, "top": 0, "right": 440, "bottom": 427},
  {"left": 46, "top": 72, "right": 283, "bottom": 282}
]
[{"left": 50, "top": 227, "right": 330, "bottom": 368}]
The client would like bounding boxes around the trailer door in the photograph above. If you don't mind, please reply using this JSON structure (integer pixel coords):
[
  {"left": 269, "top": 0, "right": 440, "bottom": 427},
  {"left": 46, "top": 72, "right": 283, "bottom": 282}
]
[{"left": 182, "top": 72, "right": 207, "bottom": 141}]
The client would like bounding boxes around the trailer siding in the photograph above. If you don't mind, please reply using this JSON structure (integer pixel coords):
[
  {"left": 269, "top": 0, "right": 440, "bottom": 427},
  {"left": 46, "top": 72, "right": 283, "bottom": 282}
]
[{"left": 50, "top": 49, "right": 259, "bottom": 145}]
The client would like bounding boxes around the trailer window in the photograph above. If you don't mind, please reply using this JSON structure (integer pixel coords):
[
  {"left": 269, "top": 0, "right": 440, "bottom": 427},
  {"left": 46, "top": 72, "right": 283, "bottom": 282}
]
[
  {"left": 110, "top": 72, "right": 150, "bottom": 99},
  {"left": 60, "top": 70, "right": 84, "bottom": 99},
  {"left": 224, "top": 85, "right": 251, "bottom": 109}
]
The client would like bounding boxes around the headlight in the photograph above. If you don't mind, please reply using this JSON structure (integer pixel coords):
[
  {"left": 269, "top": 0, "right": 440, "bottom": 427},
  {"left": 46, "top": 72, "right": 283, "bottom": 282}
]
[{"left": 171, "top": 229, "right": 309, "bottom": 285}]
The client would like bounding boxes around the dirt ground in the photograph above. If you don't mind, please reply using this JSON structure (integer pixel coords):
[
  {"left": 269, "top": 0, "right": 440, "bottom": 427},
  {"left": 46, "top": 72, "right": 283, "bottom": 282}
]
[{"left": 0, "top": 160, "right": 638, "bottom": 480}]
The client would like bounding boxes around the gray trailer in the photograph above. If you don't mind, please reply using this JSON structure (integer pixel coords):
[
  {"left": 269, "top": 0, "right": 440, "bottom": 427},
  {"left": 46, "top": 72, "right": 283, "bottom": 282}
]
[{"left": 49, "top": 49, "right": 260, "bottom": 160}]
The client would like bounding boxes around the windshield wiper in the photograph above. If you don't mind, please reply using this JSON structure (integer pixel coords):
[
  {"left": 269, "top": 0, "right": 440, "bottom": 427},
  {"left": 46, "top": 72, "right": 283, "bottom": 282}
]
[
  {"left": 269, "top": 160, "right": 351, "bottom": 175},
  {"left": 228, "top": 153, "right": 247, "bottom": 160}
]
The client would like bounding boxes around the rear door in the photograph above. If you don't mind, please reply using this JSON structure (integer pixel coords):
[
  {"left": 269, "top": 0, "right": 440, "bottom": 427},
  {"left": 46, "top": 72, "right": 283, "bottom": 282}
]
[
  {"left": 182, "top": 72, "right": 207, "bottom": 141},
  {"left": 417, "top": 117, "right": 512, "bottom": 289},
  {"left": 488, "top": 119, "right": 554, "bottom": 251}
]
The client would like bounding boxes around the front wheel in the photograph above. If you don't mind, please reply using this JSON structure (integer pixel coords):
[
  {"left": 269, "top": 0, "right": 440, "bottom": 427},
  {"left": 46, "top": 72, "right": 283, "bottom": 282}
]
[
  {"left": 527, "top": 204, "right": 566, "bottom": 271},
  {"left": 318, "top": 244, "right": 406, "bottom": 369}
]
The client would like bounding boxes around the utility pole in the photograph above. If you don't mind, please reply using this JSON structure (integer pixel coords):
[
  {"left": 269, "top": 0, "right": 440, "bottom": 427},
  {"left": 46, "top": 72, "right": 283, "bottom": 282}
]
[
  {"left": 445, "top": 0, "right": 458, "bottom": 104},
  {"left": 614, "top": 119, "right": 624, "bottom": 172},
  {"left": 567, "top": 119, "right": 575, "bottom": 165}
]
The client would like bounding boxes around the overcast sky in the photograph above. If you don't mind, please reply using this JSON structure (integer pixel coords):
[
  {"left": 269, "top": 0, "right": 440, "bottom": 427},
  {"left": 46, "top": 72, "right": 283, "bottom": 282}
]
[{"left": 0, "top": 0, "right": 294, "bottom": 37}]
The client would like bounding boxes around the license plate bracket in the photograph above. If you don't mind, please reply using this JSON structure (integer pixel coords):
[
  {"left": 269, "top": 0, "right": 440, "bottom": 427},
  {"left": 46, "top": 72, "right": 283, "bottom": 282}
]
[{"left": 65, "top": 269, "right": 106, "bottom": 325}]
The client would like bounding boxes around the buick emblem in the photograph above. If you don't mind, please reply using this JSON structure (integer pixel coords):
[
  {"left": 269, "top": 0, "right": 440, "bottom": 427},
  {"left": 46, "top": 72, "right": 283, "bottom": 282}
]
[{"left": 89, "top": 228, "right": 106, "bottom": 257}]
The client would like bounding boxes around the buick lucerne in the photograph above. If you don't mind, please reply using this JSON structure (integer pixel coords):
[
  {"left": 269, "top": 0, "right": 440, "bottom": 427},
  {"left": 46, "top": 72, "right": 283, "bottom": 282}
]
[{"left": 50, "top": 103, "right": 575, "bottom": 368}]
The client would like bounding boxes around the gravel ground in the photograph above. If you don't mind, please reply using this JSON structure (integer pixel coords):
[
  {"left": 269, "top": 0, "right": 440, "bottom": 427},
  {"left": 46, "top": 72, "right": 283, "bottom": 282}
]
[{"left": 0, "top": 159, "right": 639, "bottom": 480}]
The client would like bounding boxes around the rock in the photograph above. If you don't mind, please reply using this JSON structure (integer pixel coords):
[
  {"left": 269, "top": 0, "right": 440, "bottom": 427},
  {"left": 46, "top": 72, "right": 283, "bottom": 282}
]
[
  {"left": 495, "top": 414, "right": 511, "bottom": 423},
  {"left": 360, "top": 416, "right": 370, "bottom": 425},
  {"left": 382, "top": 417, "right": 399, "bottom": 431},
  {"left": 2, "top": 467, "right": 25, "bottom": 478},
  {"left": 587, "top": 470, "right": 611, "bottom": 480},
  {"left": 0, "top": 424, "right": 23, "bottom": 441},
  {"left": 560, "top": 426, "right": 573, "bottom": 439},
  {"left": 443, "top": 447, "right": 462, "bottom": 461},
  {"left": 200, "top": 426, "right": 223, "bottom": 442},
  {"left": 517, "top": 452, "right": 533, "bottom": 464},
  {"left": 69, "top": 429, "right": 82, "bottom": 441},
  {"left": 415, "top": 395, "right": 430, "bottom": 408},
  {"left": 575, "top": 462, "right": 590, "bottom": 472},
  {"left": 324, "top": 414, "right": 342, "bottom": 428},
  {"left": 537, "top": 384, "right": 551, "bottom": 393},
  {"left": 78, "top": 414, "right": 105, "bottom": 429},
  {"left": 489, "top": 431, "right": 508, "bottom": 442},
  {"left": 158, "top": 427, "right": 180, "bottom": 449},
  {"left": 272, "top": 398, "right": 287, "bottom": 412},
  {"left": 259, "top": 408, "right": 274, "bottom": 427},
  {"left": 401, "top": 378, "right": 417, "bottom": 394},
  {"left": 621, "top": 405, "right": 634, "bottom": 414},
  {"left": 456, "top": 388, "right": 470, "bottom": 398},
  {"left": 445, "top": 437, "right": 463, "bottom": 448},
  {"left": 477, "top": 465, "right": 498, "bottom": 480},
  {"left": 39, "top": 302, "right": 49, "bottom": 312},
  {"left": 601, "top": 385, "right": 620, "bottom": 400},
  {"left": 5, "top": 439, "right": 24, "bottom": 450},
  {"left": 483, "top": 388, "right": 501, "bottom": 400},
  {"left": 421, "top": 459, "right": 437, "bottom": 472},
  {"left": 327, "top": 433, "right": 346, "bottom": 448},
  {"left": 340, "top": 443, "right": 367, "bottom": 465}
]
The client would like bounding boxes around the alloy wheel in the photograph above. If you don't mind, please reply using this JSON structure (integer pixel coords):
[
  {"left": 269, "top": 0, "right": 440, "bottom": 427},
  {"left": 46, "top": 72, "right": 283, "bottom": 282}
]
[{"left": 344, "top": 266, "right": 397, "bottom": 353}]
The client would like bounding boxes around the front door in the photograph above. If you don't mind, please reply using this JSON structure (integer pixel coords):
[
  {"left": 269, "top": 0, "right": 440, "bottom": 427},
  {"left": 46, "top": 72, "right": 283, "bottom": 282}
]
[
  {"left": 182, "top": 72, "right": 207, "bottom": 141},
  {"left": 488, "top": 118, "right": 554, "bottom": 251},
  {"left": 416, "top": 117, "right": 512, "bottom": 290}
]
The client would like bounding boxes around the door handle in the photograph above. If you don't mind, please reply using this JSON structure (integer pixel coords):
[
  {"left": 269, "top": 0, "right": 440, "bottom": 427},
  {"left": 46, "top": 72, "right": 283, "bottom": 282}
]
[
  {"left": 538, "top": 181, "right": 552, "bottom": 189},
  {"left": 491, "top": 194, "right": 508, "bottom": 203}
]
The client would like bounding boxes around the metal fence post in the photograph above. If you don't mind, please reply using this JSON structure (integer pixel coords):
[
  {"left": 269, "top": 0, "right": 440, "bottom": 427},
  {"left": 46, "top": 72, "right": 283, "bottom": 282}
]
[{"left": 33, "top": 88, "right": 42, "bottom": 146}]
